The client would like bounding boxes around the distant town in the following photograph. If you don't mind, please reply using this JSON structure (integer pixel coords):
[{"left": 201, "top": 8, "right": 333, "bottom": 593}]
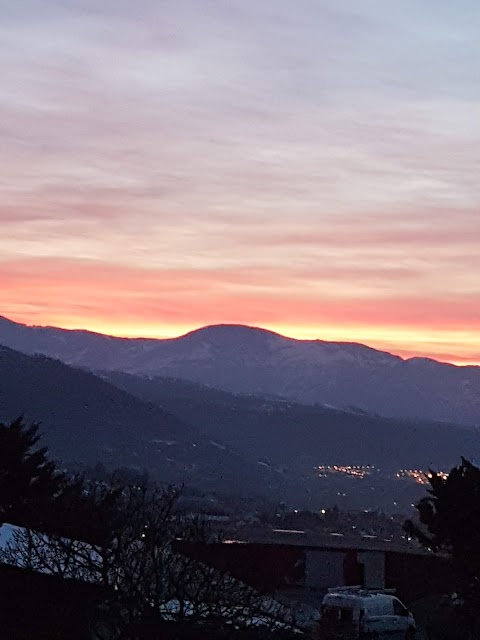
[{"left": 316, "top": 464, "right": 449, "bottom": 485}]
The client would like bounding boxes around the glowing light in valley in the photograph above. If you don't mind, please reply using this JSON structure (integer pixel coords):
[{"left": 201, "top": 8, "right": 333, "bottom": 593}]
[
  {"left": 315, "top": 465, "right": 375, "bottom": 479},
  {"left": 395, "top": 470, "right": 449, "bottom": 485}
]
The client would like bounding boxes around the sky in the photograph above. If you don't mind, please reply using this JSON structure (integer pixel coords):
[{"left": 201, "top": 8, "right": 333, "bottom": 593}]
[{"left": 1, "top": 0, "right": 479, "bottom": 364}]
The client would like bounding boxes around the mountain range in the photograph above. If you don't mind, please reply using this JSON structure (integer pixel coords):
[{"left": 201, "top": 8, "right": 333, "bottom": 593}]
[
  {"left": 2, "top": 313, "right": 480, "bottom": 510},
  {"left": 100, "top": 371, "right": 480, "bottom": 474},
  {"left": 0, "top": 344, "right": 284, "bottom": 496},
  {"left": 1, "top": 315, "right": 479, "bottom": 426}
]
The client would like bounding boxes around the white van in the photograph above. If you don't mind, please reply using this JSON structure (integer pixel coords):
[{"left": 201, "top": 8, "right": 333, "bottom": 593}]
[{"left": 318, "top": 586, "right": 416, "bottom": 639}]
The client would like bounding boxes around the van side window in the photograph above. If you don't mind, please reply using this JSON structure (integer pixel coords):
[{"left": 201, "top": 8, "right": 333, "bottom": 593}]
[
  {"left": 322, "top": 606, "right": 340, "bottom": 621},
  {"left": 340, "top": 608, "right": 353, "bottom": 623},
  {"left": 321, "top": 606, "right": 354, "bottom": 623},
  {"left": 393, "top": 599, "right": 408, "bottom": 616}
]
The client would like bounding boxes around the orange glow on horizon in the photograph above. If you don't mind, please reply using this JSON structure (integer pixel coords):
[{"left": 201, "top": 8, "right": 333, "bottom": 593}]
[
  {"left": 2, "top": 257, "right": 479, "bottom": 367},
  {"left": 4, "top": 312, "right": 479, "bottom": 367}
]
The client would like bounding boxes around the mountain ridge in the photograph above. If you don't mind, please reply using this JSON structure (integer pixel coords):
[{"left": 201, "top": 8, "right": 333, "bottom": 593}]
[
  {"left": 2, "top": 314, "right": 477, "bottom": 368},
  {"left": 101, "top": 370, "right": 480, "bottom": 470},
  {"left": 1, "top": 315, "right": 479, "bottom": 426},
  {"left": 0, "top": 344, "right": 285, "bottom": 496}
]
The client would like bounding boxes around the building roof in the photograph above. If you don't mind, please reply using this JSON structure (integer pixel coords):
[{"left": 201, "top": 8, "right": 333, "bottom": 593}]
[{"left": 223, "top": 527, "right": 430, "bottom": 555}]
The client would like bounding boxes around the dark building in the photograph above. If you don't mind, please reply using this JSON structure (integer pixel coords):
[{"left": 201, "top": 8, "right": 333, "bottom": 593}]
[{"left": 175, "top": 537, "right": 452, "bottom": 606}]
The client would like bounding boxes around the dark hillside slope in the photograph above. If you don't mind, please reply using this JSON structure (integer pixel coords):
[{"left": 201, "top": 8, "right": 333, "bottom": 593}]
[
  {"left": 0, "top": 346, "right": 283, "bottom": 494},
  {"left": 1, "top": 316, "right": 479, "bottom": 426},
  {"left": 102, "top": 372, "right": 480, "bottom": 473}
]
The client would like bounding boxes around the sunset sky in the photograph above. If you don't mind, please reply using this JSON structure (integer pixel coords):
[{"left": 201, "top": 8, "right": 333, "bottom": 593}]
[{"left": 1, "top": 1, "right": 479, "bottom": 364}]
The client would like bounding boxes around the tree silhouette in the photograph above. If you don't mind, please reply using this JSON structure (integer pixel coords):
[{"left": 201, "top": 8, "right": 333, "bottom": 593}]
[
  {"left": 405, "top": 457, "right": 480, "bottom": 633},
  {"left": 0, "top": 417, "right": 64, "bottom": 526},
  {"left": 2, "top": 477, "right": 295, "bottom": 639},
  {"left": 0, "top": 419, "right": 296, "bottom": 637}
]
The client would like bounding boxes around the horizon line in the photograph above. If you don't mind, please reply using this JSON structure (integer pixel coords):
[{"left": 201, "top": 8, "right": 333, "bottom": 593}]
[{"left": 2, "top": 313, "right": 479, "bottom": 368}]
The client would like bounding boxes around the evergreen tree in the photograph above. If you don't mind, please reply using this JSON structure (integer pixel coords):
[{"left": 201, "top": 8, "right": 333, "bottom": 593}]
[
  {"left": 0, "top": 416, "right": 63, "bottom": 526},
  {"left": 405, "top": 457, "right": 480, "bottom": 636}
]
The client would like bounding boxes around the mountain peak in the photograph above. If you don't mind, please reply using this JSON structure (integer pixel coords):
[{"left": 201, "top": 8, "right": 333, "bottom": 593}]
[{"left": 180, "top": 323, "right": 284, "bottom": 342}]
